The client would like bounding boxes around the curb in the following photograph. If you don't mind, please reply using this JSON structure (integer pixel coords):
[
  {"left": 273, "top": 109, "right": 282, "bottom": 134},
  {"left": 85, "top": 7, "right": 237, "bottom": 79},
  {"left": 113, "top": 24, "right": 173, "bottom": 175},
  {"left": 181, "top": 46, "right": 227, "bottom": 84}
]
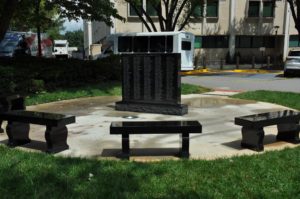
[{"left": 180, "top": 69, "right": 283, "bottom": 76}]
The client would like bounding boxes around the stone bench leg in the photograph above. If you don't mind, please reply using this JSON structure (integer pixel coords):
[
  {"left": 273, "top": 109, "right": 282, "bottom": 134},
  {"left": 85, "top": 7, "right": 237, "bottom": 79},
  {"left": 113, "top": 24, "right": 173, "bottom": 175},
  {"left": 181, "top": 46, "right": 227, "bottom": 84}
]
[
  {"left": 45, "top": 125, "right": 69, "bottom": 153},
  {"left": 6, "top": 121, "right": 31, "bottom": 146},
  {"left": 241, "top": 127, "right": 264, "bottom": 151},
  {"left": 121, "top": 133, "right": 130, "bottom": 160},
  {"left": 180, "top": 133, "right": 190, "bottom": 158},
  {"left": 277, "top": 123, "right": 300, "bottom": 144}
]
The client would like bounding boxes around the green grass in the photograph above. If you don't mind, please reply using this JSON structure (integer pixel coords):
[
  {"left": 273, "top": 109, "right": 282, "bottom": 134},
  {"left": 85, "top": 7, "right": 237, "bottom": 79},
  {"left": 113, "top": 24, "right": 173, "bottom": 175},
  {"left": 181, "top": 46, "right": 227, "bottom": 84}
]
[
  {"left": 25, "top": 82, "right": 122, "bottom": 106},
  {"left": 0, "top": 145, "right": 299, "bottom": 199},
  {"left": 26, "top": 82, "right": 211, "bottom": 106},
  {"left": 231, "top": 90, "right": 300, "bottom": 110},
  {"left": 181, "top": 83, "right": 211, "bottom": 95}
]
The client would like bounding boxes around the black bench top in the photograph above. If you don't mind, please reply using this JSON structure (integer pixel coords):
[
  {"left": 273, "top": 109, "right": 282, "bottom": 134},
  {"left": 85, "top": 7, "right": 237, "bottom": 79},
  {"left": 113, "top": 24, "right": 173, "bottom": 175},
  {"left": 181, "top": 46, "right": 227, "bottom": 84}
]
[
  {"left": 235, "top": 110, "right": 300, "bottom": 128},
  {"left": 0, "top": 110, "right": 75, "bottom": 127},
  {"left": 110, "top": 121, "right": 202, "bottom": 134}
]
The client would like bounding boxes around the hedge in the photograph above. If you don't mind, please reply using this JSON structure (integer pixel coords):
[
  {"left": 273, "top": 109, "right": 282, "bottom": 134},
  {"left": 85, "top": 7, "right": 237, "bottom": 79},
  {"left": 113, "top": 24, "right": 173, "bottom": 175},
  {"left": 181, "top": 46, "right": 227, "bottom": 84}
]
[{"left": 0, "top": 56, "right": 121, "bottom": 94}]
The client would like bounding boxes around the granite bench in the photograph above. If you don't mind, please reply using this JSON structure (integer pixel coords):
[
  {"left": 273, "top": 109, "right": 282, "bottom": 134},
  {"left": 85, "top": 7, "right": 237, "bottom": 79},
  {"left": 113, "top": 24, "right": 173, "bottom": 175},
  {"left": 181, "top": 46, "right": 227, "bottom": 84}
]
[
  {"left": 0, "top": 110, "right": 75, "bottom": 153},
  {"left": 0, "top": 94, "right": 25, "bottom": 133},
  {"left": 235, "top": 110, "right": 300, "bottom": 151},
  {"left": 110, "top": 120, "right": 202, "bottom": 159}
]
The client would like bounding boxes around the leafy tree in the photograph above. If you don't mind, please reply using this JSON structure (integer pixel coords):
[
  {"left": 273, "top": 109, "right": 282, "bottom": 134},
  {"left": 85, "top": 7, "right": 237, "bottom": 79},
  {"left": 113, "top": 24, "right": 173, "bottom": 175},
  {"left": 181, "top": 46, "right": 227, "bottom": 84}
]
[
  {"left": 125, "top": 0, "right": 201, "bottom": 32},
  {"left": 47, "top": 23, "right": 65, "bottom": 41},
  {"left": 0, "top": 0, "right": 124, "bottom": 42},
  {"left": 64, "top": 30, "right": 84, "bottom": 47},
  {"left": 9, "top": 0, "right": 61, "bottom": 32}
]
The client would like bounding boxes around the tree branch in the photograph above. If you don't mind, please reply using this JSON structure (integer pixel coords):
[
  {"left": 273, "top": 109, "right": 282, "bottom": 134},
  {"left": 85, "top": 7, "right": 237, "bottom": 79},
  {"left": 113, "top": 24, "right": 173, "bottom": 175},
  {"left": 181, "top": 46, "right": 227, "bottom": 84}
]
[
  {"left": 129, "top": 2, "right": 153, "bottom": 32},
  {"left": 172, "top": 0, "right": 189, "bottom": 30}
]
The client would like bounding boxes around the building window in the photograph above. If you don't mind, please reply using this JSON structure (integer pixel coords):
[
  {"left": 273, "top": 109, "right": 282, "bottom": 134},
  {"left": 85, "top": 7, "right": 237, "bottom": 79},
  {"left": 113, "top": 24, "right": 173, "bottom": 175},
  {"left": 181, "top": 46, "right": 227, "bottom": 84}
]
[
  {"left": 194, "top": 36, "right": 202, "bottom": 48},
  {"left": 289, "top": 35, "right": 300, "bottom": 47},
  {"left": 146, "top": 0, "right": 158, "bottom": 16},
  {"left": 129, "top": 4, "right": 142, "bottom": 16},
  {"left": 192, "top": 1, "right": 203, "bottom": 17},
  {"left": 236, "top": 36, "right": 252, "bottom": 48},
  {"left": 182, "top": 41, "right": 192, "bottom": 50},
  {"left": 202, "top": 36, "right": 228, "bottom": 48},
  {"left": 166, "top": 36, "right": 173, "bottom": 52},
  {"left": 264, "top": 36, "right": 275, "bottom": 48},
  {"left": 129, "top": 1, "right": 158, "bottom": 17},
  {"left": 236, "top": 36, "right": 275, "bottom": 48},
  {"left": 206, "top": 0, "right": 219, "bottom": 18},
  {"left": 118, "top": 36, "right": 133, "bottom": 52},
  {"left": 133, "top": 36, "right": 148, "bottom": 52},
  {"left": 149, "top": 36, "right": 165, "bottom": 52},
  {"left": 252, "top": 37, "right": 264, "bottom": 48},
  {"left": 248, "top": 1, "right": 260, "bottom": 17},
  {"left": 263, "top": 1, "right": 274, "bottom": 17}
]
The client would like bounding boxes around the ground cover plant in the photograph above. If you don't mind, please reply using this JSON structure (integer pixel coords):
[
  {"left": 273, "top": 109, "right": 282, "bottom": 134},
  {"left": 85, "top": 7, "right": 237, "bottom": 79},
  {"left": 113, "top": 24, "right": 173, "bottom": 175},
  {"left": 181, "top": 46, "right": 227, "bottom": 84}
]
[
  {"left": 25, "top": 83, "right": 211, "bottom": 106},
  {"left": 0, "top": 145, "right": 299, "bottom": 199},
  {"left": 232, "top": 90, "right": 300, "bottom": 110}
]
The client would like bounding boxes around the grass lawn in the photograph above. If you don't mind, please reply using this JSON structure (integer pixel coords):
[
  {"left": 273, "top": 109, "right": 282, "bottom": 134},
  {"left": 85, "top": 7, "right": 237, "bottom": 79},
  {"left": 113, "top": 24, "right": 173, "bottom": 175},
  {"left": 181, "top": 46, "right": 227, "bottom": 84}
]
[
  {"left": 25, "top": 82, "right": 211, "bottom": 106},
  {"left": 4, "top": 85, "right": 300, "bottom": 198},
  {"left": 231, "top": 90, "right": 300, "bottom": 110},
  {"left": 0, "top": 145, "right": 299, "bottom": 199}
]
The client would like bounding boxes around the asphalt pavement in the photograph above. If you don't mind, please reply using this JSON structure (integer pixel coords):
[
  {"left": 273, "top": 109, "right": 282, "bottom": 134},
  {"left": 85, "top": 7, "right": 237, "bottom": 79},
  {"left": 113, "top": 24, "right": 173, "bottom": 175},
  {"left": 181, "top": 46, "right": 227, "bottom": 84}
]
[{"left": 182, "top": 72, "right": 300, "bottom": 93}]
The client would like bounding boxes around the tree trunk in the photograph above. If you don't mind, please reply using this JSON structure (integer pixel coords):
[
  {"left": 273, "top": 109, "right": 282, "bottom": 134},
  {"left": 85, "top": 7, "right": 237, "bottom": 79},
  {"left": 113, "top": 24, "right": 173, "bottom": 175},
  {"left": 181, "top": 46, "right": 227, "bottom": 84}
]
[
  {"left": 287, "top": 0, "right": 300, "bottom": 43},
  {"left": 0, "top": 0, "right": 19, "bottom": 42},
  {"left": 36, "top": 0, "right": 42, "bottom": 57}
]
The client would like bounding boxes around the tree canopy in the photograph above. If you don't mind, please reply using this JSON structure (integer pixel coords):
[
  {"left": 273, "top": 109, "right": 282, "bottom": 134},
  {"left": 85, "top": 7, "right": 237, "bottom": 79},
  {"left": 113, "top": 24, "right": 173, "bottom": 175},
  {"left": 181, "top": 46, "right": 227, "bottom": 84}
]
[
  {"left": 5, "top": 0, "right": 64, "bottom": 41},
  {"left": 0, "top": 0, "right": 124, "bottom": 42},
  {"left": 64, "top": 30, "right": 84, "bottom": 47}
]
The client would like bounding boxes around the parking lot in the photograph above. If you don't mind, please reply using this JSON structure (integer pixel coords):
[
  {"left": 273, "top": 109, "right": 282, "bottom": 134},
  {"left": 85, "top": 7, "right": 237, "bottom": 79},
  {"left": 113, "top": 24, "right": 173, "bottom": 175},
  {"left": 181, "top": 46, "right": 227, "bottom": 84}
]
[{"left": 182, "top": 72, "right": 300, "bottom": 93}]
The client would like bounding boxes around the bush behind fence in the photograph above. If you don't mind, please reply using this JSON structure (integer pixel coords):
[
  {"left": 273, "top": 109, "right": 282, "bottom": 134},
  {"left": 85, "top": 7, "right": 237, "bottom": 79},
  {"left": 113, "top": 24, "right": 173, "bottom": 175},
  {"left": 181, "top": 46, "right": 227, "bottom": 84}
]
[{"left": 0, "top": 56, "right": 122, "bottom": 94}]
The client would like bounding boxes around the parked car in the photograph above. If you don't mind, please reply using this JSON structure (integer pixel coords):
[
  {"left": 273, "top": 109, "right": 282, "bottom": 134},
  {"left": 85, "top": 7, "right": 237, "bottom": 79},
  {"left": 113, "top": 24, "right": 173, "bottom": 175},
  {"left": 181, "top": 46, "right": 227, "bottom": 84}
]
[
  {"left": 284, "top": 50, "right": 300, "bottom": 77},
  {"left": 0, "top": 41, "right": 18, "bottom": 57}
]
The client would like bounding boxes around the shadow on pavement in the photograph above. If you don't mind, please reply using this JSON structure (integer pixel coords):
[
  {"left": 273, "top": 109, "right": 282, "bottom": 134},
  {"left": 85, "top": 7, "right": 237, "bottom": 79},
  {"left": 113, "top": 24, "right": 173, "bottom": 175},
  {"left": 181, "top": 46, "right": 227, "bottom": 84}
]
[
  {"left": 222, "top": 134, "right": 277, "bottom": 150},
  {"left": 101, "top": 148, "right": 180, "bottom": 158}
]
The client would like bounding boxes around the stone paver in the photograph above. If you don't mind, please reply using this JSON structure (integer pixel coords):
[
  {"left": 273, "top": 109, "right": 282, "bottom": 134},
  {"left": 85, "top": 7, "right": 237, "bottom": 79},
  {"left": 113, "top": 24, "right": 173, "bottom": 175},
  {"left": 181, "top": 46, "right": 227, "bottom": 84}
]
[{"left": 0, "top": 94, "right": 298, "bottom": 161}]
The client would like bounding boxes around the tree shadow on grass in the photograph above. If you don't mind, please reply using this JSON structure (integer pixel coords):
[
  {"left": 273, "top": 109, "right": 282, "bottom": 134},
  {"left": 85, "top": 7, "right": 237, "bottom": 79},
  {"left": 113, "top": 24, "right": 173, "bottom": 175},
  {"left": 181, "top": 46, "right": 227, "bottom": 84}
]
[{"left": 0, "top": 148, "right": 144, "bottom": 198}]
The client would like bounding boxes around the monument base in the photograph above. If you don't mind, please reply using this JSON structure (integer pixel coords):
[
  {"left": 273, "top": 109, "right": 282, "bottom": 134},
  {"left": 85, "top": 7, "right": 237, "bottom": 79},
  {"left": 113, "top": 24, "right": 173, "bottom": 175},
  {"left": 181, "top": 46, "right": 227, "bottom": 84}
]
[{"left": 115, "top": 101, "right": 188, "bottom": 116}]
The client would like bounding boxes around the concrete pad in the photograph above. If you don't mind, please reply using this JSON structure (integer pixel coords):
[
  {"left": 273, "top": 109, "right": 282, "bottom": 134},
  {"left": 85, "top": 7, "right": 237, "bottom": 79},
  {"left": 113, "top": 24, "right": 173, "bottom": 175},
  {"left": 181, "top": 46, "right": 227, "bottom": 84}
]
[{"left": 0, "top": 95, "right": 298, "bottom": 161}]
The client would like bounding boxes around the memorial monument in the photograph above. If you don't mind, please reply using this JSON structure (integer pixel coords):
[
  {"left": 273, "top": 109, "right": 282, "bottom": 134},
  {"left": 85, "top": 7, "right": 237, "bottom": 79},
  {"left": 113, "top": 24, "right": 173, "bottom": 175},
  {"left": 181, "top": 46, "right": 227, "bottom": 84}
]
[{"left": 115, "top": 53, "right": 188, "bottom": 115}]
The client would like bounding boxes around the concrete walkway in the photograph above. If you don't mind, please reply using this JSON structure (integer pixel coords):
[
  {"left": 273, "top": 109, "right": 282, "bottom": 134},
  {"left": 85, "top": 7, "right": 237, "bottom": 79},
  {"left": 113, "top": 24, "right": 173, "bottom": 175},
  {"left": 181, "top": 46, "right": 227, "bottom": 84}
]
[{"left": 0, "top": 95, "right": 298, "bottom": 161}]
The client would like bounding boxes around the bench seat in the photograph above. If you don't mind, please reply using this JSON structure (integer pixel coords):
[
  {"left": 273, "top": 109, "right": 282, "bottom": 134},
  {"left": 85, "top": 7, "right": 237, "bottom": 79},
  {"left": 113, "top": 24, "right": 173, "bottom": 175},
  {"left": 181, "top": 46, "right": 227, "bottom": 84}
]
[
  {"left": 0, "top": 110, "right": 75, "bottom": 153},
  {"left": 235, "top": 110, "right": 300, "bottom": 151},
  {"left": 110, "top": 121, "right": 202, "bottom": 159}
]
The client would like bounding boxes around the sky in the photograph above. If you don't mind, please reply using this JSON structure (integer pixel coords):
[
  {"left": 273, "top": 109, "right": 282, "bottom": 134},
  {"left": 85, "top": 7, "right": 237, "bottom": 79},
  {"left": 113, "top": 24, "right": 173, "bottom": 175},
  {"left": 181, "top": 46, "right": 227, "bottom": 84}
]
[{"left": 62, "top": 19, "right": 83, "bottom": 33}]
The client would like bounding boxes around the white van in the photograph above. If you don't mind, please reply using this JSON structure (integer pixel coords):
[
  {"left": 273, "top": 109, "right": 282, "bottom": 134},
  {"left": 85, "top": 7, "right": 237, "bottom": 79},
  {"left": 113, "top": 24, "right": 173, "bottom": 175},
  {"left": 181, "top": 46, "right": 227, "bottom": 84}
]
[
  {"left": 53, "top": 40, "right": 69, "bottom": 58},
  {"left": 107, "top": 32, "right": 195, "bottom": 71}
]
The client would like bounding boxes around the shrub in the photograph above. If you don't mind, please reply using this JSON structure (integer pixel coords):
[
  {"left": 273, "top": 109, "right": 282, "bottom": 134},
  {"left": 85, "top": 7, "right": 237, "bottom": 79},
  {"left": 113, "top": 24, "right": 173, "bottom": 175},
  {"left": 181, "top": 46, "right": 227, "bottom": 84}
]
[
  {"left": 0, "top": 66, "right": 16, "bottom": 94},
  {"left": 0, "top": 56, "right": 121, "bottom": 94}
]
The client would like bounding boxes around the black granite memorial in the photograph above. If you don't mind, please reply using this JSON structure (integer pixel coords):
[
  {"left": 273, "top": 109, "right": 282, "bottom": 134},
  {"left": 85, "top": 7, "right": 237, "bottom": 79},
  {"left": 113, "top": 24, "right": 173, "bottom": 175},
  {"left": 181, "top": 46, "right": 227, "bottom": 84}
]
[
  {"left": 110, "top": 120, "right": 202, "bottom": 159},
  {"left": 115, "top": 53, "right": 188, "bottom": 115},
  {"left": 0, "top": 94, "right": 25, "bottom": 133},
  {"left": 0, "top": 110, "right": 75, "bottom": 153},
  {"left": 235, "top": 110, "right": 300, "bottom": 151}
]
